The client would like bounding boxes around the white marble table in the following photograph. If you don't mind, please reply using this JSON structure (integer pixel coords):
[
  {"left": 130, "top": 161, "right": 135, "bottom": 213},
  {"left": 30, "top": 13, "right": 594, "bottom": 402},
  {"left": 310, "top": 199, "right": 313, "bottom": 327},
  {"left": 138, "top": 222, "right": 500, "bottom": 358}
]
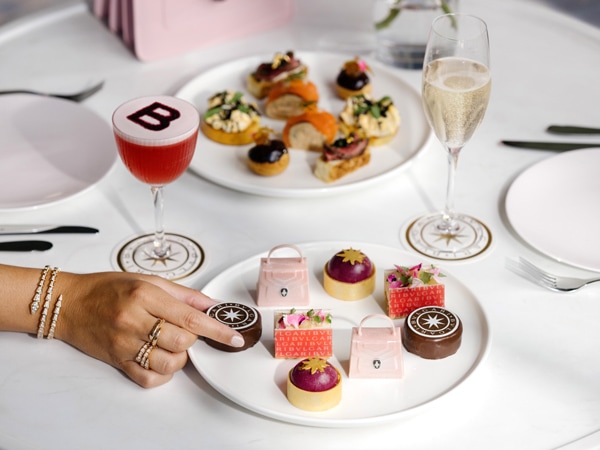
[{"left": 0, "top": 1, "right": 599, "bottom": 449}]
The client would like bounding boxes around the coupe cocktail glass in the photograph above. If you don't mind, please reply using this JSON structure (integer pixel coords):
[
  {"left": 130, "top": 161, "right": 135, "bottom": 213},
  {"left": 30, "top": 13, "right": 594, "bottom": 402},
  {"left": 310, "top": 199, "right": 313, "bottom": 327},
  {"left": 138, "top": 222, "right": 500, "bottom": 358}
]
[{"left": 112, "top": 95, "right": 204, "bottom": 279}]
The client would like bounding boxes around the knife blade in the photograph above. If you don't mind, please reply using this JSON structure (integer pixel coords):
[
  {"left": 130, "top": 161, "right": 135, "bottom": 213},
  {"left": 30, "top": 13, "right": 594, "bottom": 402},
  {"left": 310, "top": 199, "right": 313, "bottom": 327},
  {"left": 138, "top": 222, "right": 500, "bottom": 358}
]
[
  {"left": 0, "top": 240, "right": 53, "bottom": 251},
  {"left": 546, "top": 125, "right": 600, "bottom": 135},
  {"left": 501, "top": 141, "right": 600, "bottom": 151},
  {"left": 0, "top": 225, "right": 99, "bottom": 235}
]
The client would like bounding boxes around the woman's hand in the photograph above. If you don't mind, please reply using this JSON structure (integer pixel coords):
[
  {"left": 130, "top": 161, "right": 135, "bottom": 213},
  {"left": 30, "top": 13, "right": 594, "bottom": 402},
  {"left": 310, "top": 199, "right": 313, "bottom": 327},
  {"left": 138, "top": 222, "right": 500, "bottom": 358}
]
[{"left": 55, "top": 271, "right": 244, "bottom": 388}]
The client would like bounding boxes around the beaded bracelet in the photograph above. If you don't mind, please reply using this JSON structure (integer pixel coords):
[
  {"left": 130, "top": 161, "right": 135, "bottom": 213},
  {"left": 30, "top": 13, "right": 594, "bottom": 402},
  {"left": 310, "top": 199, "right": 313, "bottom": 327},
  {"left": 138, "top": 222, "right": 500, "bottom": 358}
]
[
  {"left": 47, "top": 294, "right": 63, "bottom": 340},
  {"left": 37, "top": 267, "right": 60, "bottom": 339},
  {"left": 30, "top": 265, "right": 50, "bottom": 315}
]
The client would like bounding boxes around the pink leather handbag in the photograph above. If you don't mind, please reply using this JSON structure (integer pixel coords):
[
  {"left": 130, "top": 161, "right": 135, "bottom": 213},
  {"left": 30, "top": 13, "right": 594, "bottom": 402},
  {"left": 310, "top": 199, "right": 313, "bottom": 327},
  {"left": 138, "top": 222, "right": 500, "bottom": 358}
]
[
  {"left": 256, "top": 245, "right": 310, "bottom": 307},
  {"left": 349, "top": 314, "right": 404, "bottom": 378}
]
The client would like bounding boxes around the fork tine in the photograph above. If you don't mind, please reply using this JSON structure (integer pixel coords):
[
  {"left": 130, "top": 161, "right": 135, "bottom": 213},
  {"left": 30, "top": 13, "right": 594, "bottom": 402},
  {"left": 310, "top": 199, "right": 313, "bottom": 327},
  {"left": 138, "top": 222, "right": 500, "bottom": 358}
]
[
  {"left": 518, "top": 257, "right": 558, "bottom": 284},
  {"left": 506, "top": 258, "right": 556, "bottom": 290}
]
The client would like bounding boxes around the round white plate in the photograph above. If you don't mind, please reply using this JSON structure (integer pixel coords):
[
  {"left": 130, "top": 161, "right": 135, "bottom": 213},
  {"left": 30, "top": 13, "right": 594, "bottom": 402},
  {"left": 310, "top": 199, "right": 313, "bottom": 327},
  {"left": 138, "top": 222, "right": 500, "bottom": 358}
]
[
  {"left": 188, "top": 241, "right": 490, "bottom": 427},
  {"left": 0, "top": 95, "right": 117, "bottom": 211},
  {"left": 506, "top": 149, "right": 600, "bottom": 271},
  {"left": 176, "top": 52, "right": 432, "bottom": 198}
]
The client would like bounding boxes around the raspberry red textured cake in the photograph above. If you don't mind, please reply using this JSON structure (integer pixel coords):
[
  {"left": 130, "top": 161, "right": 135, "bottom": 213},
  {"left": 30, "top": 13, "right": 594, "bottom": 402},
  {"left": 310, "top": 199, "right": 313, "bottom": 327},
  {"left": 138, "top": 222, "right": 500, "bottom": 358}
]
[
  {"left": 323, "top": 248, "right": 376, "bottom": 300},
  {"left": 287, "top": 357, "right": 342, "bottom": 411}
]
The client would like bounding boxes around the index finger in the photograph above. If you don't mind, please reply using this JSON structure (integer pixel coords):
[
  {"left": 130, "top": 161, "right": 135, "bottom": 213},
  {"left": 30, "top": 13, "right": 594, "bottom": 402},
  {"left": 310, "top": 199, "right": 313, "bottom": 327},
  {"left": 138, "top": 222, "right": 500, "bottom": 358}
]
[{"left": 144, "top": 284, "right": 245, "bottom": 350}]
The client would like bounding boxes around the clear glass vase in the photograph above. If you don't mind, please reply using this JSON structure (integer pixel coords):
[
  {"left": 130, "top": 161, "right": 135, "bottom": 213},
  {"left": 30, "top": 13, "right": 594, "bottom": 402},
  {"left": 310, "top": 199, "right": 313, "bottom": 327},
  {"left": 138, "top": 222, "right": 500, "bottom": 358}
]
[{"left": 374, "top": 0, "right": 457, "bottom": 69}]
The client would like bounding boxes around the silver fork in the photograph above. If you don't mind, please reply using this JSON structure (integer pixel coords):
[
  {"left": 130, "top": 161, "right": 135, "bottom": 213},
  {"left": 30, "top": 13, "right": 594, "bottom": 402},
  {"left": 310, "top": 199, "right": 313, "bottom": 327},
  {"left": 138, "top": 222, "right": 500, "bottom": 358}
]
[
  {"left": 0, "top": 81, "right": 104, "bottom": 102},
  {"left": 506, "top": 257, "right": 600, "bottom": 292}
]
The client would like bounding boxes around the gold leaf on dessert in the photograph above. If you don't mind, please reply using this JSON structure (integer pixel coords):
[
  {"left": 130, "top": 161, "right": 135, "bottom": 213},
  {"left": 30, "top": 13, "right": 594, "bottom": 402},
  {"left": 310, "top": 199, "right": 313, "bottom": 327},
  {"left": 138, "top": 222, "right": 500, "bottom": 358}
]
[
  {"left": 300, "top": 357, "right": 328, "bottom": 375},
  {"left": 336, "top": 248, "right": 365, "bottom": 265}
]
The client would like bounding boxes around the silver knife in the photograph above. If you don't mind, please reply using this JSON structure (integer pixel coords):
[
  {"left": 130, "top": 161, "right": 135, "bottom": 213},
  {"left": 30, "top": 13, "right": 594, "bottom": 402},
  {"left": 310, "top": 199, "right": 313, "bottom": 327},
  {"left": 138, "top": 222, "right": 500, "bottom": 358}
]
[
  {"left": 0, "top": 225, "right": 99, "bottom": 235},
  {"left": 501, "top": 141, "right": 600, "bottom": 151},
  {"left": 0, "top": 240, "right": 53, "bottom": 251}
]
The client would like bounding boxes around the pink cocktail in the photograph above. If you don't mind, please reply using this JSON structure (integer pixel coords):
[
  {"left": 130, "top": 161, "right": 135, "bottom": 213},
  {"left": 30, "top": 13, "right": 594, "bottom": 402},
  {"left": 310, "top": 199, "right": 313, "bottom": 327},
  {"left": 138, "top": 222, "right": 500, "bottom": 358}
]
[{"left": 112, "top": 96, "right": 202, "bottom": 279}]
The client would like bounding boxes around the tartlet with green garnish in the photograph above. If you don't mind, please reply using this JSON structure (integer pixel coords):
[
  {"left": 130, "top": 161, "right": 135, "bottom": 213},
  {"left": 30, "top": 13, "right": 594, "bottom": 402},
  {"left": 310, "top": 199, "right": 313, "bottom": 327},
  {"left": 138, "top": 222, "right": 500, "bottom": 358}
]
[
  {"left": 339, "top": 94, "right": 401, "bottom": 146},
  {"left": 201, "top": 90, "right": 261, "bottom": 145}
]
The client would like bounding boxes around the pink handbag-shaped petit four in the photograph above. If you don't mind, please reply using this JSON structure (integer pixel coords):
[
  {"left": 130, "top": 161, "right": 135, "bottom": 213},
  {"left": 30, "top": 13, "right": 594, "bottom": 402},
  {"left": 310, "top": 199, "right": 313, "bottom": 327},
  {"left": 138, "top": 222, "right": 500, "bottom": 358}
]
[
  {"left": 349, "top": 314, "right": 403, "bottom": 378},
  {"left": 257, "top": 244, "right": 309, "bottom": 307}
]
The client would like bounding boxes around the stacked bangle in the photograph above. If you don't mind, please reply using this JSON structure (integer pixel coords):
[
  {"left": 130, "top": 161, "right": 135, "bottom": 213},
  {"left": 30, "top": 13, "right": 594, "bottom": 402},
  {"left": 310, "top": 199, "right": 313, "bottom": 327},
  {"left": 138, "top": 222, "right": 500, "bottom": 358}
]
[
  {"left": 32, "top": 266, "right": 63, "bottom": 340},
  {"left": 30, "top": 265, "right": 50, "bottom": 315}
]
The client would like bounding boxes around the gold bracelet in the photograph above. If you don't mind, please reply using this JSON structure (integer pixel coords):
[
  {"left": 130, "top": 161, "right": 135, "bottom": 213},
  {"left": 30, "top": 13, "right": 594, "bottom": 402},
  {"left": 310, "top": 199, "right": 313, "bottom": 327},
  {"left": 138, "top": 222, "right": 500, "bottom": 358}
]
[
  {"left": 37, "top": 267, "right": 60, "bottom": 339},
  {"left": 47, "top": 294, "right": 63, "bottom": 340},
  {"left": 30, "top": 265, "right": 50, "bottom": 315}
]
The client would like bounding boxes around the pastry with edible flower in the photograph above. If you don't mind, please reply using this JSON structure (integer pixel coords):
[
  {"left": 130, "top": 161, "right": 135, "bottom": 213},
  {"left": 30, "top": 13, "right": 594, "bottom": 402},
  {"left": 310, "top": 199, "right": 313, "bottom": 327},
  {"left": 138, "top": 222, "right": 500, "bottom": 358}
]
[
  {"left": 323, "top": 248, "right": 376, "bottom": 301},
  {"left": 274, "top": 308, "right": 333, "bottom": 359},
  {"left": 339, "top": 94, "right": 401, "bottom": 146},
  {"left": 384, "top": 263, "right": 446, "bottom": 319},
  {"left": 287, "top": 357, "right": 342, "bottom": 411},
  {"left": 201, "top": 90, "right": 261, "bottom": 145},
  {"left": 336, "top": 57, "right": 372, "bottom": 100},
  {"left": 247, "top": 51, "right": 308, "bottom": 99}
]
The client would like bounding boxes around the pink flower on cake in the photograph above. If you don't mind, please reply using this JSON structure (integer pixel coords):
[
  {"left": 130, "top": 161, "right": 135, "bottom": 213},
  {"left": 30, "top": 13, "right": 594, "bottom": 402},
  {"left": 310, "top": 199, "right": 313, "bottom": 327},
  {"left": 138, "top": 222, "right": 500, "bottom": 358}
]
[
  {"left": 387, "top": 264, "right": 444, "bottom": 288},
  {"left": 277, "top": 308, "right": 332, "bottom": 329},
  {"left": 281, "top": 312, "right": 305, "bottom": 329}
]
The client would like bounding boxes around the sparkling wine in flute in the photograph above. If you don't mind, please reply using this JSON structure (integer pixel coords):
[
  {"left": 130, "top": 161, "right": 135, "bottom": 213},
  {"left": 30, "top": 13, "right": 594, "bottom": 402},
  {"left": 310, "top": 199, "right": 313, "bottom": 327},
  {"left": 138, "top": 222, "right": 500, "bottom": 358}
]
[
  {"left": 422, "top": 57, "right": 491, "bottom": 150},
  {"left": 405, "top": 14, "right": 492, "bottom": 261},
  {"left": 112, "top": 96, "right": 205, "bottom": 279}
]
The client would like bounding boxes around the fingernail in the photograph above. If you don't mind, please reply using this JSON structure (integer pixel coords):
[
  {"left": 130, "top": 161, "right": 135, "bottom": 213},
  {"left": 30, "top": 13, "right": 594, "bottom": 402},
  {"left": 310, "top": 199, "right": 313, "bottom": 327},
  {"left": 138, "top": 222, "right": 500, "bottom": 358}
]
[{"left": 230, "top": 335, "right": 245, "bottom": 348}]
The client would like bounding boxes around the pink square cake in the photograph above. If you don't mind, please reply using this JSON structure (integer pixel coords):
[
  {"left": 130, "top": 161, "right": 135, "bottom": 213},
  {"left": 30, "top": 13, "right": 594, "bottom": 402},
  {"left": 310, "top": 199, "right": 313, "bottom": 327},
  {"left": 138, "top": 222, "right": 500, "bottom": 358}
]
[
  {"left": 384, "top": 264, "right": 445, "bottom": 319},
  {"left": 274, "top": 309, "right": 332, "bottom": 359}
]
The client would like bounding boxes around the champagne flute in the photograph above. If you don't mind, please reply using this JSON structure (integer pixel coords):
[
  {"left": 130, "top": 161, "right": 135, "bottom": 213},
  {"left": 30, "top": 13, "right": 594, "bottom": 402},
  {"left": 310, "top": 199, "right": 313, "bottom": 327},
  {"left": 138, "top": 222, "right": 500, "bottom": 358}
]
[
  {"left": 112, "top": 95, "right": 205, "bottom": 279},
  {"left": 406, "top": 13, "right": 492, "bottom": 260}
]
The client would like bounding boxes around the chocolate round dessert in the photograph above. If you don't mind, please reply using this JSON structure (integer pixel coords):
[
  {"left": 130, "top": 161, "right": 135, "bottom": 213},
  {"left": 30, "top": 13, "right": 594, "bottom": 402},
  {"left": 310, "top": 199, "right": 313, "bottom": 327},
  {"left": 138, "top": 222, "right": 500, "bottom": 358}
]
[
  {"left": 287, "top": 357, "right": 342, "bottom": 411},
  {"left": 204, "top": 302, "right": 262, "bottom": 352},
  {"left": 247, "top": 139, "right": 289, "bottom": 176},
  {"left": 402, "top": 306, "right": 462, "bottom": 360},
  {"left": 323, "top": 248, "right": 376, "bottom": 301}
]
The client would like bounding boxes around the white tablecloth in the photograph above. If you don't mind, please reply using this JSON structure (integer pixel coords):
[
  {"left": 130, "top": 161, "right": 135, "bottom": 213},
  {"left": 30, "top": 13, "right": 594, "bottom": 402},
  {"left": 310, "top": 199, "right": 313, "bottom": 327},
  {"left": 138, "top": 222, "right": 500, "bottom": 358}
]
[{"left": 0, "top": 1, "right": 599, "bottom": 449}]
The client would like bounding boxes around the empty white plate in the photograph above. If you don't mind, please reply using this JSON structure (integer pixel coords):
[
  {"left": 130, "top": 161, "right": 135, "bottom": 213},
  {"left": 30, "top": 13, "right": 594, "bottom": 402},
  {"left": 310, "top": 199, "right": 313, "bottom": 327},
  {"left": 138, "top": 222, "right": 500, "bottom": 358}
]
[
  {"left": 506, "top": 149, "right": 600, "bottom": 271},
  {"left": 0, "top": 94, "right": 117, "bottom": 211}
]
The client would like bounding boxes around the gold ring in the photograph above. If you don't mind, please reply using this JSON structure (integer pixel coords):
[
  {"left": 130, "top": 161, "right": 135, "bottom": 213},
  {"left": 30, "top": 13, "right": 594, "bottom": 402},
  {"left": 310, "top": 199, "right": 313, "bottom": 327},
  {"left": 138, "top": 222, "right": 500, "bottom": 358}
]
[
  {"left": 135, "top": 341, "right": 154, "bottom": 369},
  {"left": 140, "top": 344, "right": 154, "bottom": 370},
  {"left": 148, "top": 318, "right": 165, "bottom": 347}
]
